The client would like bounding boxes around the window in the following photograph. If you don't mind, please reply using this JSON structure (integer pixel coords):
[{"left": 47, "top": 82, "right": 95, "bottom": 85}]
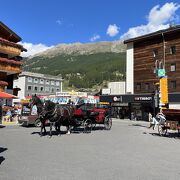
[
  {"left": 28, "top": 77, "right": 32, "bottom": 82},
  {"left": 40, "top": 79, "right": 44, "bottom": 84},
  {"left": 51, "top": 88, "right": 54, "bottom": 93},
  {"left": 51, "top": 81, "right": 55, "bottom": 85},
  {"left": 170, "top": 81, "right": 176, "bottom": 89},
  {"left": 136, "top": 83, "right": 141, "bottom": 91},
  {"left": 56, "top": 81, "right": 60, "bottom": 86},
  {"left": 153, "top": 49, "right": 158, "bottom": 57},
  {"left": 145, "top": 83, "right": 150, "bottom": 91},
  {"left": 45, "top": 87, "right": 50, "bottom": 92},
  {"left": 46, "top": 80, "right": 49, "bottom": 85},
  {"left": 34, "top": 78, "right": 38, "bottom": 83},
  {"left": 56, "top": 88, "right": 60, "bottom": 91},
  {"left": 40, "top": 87, "right": 44, "bottom": 92},
  {"left": 170, "top": 46, "right": 176, "bottom": 54},
  {"left": 170, "top": 64, "right": 176, "bottom": 72},
  {"left": 27, "top": 86, "right": 32, "bottom": 91},
  {"left": 34, "top": 86, "right": 38, "bottom": 91}
]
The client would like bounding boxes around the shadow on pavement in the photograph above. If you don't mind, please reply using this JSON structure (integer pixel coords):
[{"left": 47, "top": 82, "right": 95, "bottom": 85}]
[
  {"left": 129, "top": 124, "right": 148, "bottom": 128},
  {"left": 150, "top": 132, "right": 180, "bottom": 139},
  {"left": 0, "top": 125, "right": 5, "bottom": 128},
  {"left": 31, "top": 126, "right": 107, "bottom": 136},
  {"left": 0, "top": 147, "right": 8, "bottom": 165},
  {"left": 92, "top": 126, "right": 105, "bottom": 131}
]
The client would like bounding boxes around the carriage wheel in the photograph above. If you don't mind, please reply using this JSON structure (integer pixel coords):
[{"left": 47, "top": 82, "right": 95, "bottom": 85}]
[
  {"left": 83, "top": 119, "right": 92, "bottom": 133},
  {"left": 158, "top": 124, "right": 167, "bottom": 136},
  {"left": 104, "top": 116, "right": 112, "bottom": 130},
  {"left": 34, "top": 118, "right": 42, "bottom": 127},
  {"left": 91, "top": 123, "right": 96, "bottom": 129}
]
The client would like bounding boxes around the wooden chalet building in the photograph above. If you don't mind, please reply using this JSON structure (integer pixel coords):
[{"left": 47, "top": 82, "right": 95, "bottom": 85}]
[
  {"left": 100, "top": 25, "right": 180, "bottom": 121},
  {"left": 124, "top": 25, "right": 180, "bottom": 108},
  {"left": 0, "top": 21, "right": 26, "bottom": 95},
  {"left": 124, "top": 25, "right": 180, "bottom": 95}
]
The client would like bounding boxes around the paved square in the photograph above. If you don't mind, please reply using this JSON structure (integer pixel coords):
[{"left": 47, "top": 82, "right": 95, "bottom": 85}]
[{"left": 0, "top": 120, "right": 180, "bottom": 180}]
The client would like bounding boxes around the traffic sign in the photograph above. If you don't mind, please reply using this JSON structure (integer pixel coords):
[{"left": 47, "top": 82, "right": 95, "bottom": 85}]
[{"left": 158, "top": 69, "right": 166, "bottom": 77}]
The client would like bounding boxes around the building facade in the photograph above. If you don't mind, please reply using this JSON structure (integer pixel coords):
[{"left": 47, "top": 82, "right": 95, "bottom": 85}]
[
  {"left": 14, "top": 71, "right": 63, "bottom": 98},
  {"left": 102, "top": 81, "right": 126, "bottom": 95},
  {"left": 100, "top": 26, "right": 180, "bottom": 121},
  {"left": 124, "top": 25, "right": 180, "bottom": 95},
  {"left": 0, "top": 21, "right": 26, "bottom": 93}
]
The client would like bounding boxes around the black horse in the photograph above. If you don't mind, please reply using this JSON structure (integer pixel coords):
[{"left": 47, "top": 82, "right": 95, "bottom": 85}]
[
  {"left": 30, "top": 94, "right": 47, "bottom": 136},
  {"left": 30, "top": 94, "right": 75, "bottom": 137}
]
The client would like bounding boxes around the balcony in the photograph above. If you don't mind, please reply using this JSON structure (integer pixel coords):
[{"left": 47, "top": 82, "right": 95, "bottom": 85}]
[
  {"left": 0, "top": 38, "right": 23, "bottom": 58},
  {"left": 0, "top": 43, "right": 21, "bottom": 57},
  {"left": 0, "top": 57, "right": 22, "bottom": 75}
]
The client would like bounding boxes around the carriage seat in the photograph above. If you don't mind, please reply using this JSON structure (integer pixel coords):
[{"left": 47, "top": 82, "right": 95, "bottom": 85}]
[{"left": 89, "top": 111, "right": 99, "bottom": 117}]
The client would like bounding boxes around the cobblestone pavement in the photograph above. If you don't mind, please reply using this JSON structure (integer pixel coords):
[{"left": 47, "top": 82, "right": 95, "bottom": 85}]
[{"left": 0, "top": 119, "right": 180, "bottom": 180}]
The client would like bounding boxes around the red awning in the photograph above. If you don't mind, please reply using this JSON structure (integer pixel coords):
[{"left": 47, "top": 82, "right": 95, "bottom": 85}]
[{"left": 0, "top": 91, "right": 18, "bottom": 99}]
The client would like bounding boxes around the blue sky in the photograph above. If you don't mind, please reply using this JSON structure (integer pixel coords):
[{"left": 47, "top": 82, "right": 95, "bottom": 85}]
[{"left": 1, "top": 0, "right": 180, "bottom": 56}]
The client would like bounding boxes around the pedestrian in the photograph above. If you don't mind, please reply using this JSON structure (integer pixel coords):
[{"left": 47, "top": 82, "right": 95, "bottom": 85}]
[{"left": 5, "top": 109, "right": 12, "bottom": 122}]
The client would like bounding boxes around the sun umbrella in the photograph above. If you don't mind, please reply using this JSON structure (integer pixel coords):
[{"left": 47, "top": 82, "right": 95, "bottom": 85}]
[{"left": 0, "top": 91, "right": 18, "bottom": 99}]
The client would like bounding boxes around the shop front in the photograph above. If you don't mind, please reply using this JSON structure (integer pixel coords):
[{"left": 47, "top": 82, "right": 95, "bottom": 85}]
[{"left": 100, "top": 94, "right": 153, "bottom": 121}]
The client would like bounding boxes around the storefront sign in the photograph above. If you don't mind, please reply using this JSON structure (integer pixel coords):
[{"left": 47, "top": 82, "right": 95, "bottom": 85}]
[
  {"left": 134, "top": 97, "right": 152, "bottom": 101},
  {"left": 113, "top": 96, "right": 122, "bottom": 102}
]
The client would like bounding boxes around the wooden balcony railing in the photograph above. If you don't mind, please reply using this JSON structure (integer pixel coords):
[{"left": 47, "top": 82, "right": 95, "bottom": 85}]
[
  {"left": 0, "top": 57, "right": 22, "bottom": 74},
  {"left": 0, "top": 43, "right": 21, "bottom": 57}
]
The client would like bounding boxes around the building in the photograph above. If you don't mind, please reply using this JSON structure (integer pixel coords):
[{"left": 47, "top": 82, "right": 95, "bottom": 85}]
[
  {"left": 101, "top": 25, "right": 180, "bottom": 121},
  {"left": 125, "top": 25, "right": 180, "bottom": 95},
  {"left": 0, "top": 21, "right": 26, "bottom": 93},
  {"left": 124, "top": 25, "right": 180, "bottom": 109},
  {"left": 13, "top": 71, "right": 63, "bottom": 99},
  {"left": 102, "top": 81, "right": 126, "bottom": 95}
]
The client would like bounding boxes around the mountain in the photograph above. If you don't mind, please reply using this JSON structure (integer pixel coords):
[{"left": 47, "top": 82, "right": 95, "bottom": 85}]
[{"left": 23, "top": 40, "right": 126, "bottom": 90}]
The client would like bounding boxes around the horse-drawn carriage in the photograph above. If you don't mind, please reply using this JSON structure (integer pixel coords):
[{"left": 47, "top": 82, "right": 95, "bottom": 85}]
[
  {"left": 72, "top": 104, "right": 112, "bottom": 132},
  {"left": 29, "top": 95, "right": 112, "bottom": 136},
  {"left": 157, "top": 109, "right": 180, "bottom": 136}
]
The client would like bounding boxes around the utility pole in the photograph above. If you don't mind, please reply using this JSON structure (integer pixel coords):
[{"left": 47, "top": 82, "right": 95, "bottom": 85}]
[{"left": 155, "top": 33, "right": 169, "bottom": 112}]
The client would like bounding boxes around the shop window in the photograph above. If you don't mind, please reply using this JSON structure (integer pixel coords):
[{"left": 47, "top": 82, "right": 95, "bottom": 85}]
[
  {"left": 170, "top": 46, "right": 176, "bottom": 54},
  {"left": 170, "top": 64, "right": 176, "bottom": 72},
  {"left": 170, "top": 81, "right": 176, "bottom": 89}
]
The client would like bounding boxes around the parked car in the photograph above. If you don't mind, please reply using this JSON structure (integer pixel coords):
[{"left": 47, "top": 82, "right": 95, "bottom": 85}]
[{"left": 18, "top": 103, "right": 41, "bottom": 127}]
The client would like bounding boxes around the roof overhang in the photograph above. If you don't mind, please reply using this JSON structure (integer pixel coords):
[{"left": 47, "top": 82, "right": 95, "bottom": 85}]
[
  {"left": 124, "top": 25, "right": 180, "bottom": 44},
  {"left": 0, "top": 21, "right": 22, "bottom": 43}
]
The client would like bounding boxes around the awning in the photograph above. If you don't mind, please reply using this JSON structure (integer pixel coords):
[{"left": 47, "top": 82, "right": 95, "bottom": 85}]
[{"left": 0, "top": 91, "right": 18, "bottom": 99}]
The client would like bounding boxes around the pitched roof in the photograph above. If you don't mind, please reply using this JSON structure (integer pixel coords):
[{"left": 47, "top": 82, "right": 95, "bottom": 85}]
[
  {"left": 0, "top": 21, "right": 22, "bottom": 43},
  {"left": 124, "top": 25, "right": 180, "bottom": 44}
]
